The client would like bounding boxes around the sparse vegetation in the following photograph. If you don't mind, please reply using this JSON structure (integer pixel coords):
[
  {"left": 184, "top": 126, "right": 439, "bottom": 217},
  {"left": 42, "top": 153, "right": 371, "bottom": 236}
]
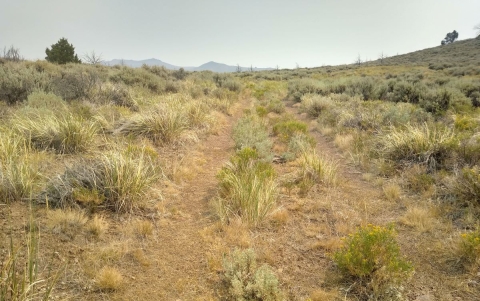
[{"left": 1, "top": 36, "right": 480, "bottom": 300}]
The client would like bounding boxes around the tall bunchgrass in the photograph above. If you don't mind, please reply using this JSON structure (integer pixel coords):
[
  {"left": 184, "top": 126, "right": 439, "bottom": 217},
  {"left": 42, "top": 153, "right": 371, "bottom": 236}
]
[
  {"left": 0, "top": 131, "right": 40, "bottom": 202},
  {"left": 296, "top": 149, "right": 338, "bottom": 193},
  {"left": 1, "top": 210, "right": 60, "bottom": 301},
  {"left": 377, "top": 123, "right": 457, "bottom": 169},
  {"left": 116, "top": 104, "right": 192, "bottom": 145},
  {"left": 13, "top": 112, "right": 98, "bottom": 154},
  {"left": 216, "top": 148, "right": 277, "bottom": 226},
  {"left": 40, "top": 145, "right": 161, "bottom": 212}
]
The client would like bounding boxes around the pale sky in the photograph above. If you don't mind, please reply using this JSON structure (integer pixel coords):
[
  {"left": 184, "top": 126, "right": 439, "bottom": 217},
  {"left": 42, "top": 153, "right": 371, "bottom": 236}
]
[{"left": 1, "top": 0, "right": 479, "bottom": 69}]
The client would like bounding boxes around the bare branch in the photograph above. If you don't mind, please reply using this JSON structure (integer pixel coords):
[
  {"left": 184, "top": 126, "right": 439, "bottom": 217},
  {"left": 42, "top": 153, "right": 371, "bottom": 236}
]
[
  {"left": 1, "top": 45, "right": 23, "bottom": 62},
  {"left": 83, "top": 50, "right": 103, "bottom": 65}
]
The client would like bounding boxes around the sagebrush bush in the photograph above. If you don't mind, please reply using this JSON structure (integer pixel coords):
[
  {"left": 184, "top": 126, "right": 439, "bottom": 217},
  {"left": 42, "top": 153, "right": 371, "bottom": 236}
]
[
  {"left": 53, "top": 66, "right": 99, "bottom": 100},
  {"left": 232, "top": 115, "right": 272, "bottom": 160},
  {"left": 0, "top": 62, "right": 52, "bottom": 104},
  {"left": 333, "top": 224, "right": 413, "bottom": 298},
  {"left": 222, "top": 248, "right": 283, "bottom": 301},
  {"left": 216, "top": 148, "right": 277, "bottom": 225},
  {"left": 110, "top": 66, "right": 165, "bottom": 93},
  {"left": 300, "top": 94, "right": 334, "bottom": 117}
]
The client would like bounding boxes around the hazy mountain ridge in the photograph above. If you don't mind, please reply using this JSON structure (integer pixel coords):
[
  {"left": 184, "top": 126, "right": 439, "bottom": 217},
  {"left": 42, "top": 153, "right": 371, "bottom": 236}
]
[{"left": 103, "top": 59, "right": 274, "bottom": 73}]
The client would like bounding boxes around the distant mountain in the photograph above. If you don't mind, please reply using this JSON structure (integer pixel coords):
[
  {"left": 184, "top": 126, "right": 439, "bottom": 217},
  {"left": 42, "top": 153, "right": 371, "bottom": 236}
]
[
  {"left": 103, "top": 58, "right": 181, "bottom": 69},
  {"left": 103, "top": 59, "right": 273, "bottom": 73}
]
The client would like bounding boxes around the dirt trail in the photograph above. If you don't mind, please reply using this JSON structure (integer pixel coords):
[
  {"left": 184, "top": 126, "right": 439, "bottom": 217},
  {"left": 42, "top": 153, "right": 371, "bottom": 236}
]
[{"left": 110, "top": 99, "right": 250, "bottom": 300}]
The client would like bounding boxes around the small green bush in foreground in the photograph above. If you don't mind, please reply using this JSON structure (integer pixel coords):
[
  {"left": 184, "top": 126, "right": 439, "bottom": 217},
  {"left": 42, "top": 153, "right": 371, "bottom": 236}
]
[
  {"left": 333, "top": 224, "right": 413, "bottom": 298},
  {"left": 223, "top": 248, "right": 283, "bottom": 301}
]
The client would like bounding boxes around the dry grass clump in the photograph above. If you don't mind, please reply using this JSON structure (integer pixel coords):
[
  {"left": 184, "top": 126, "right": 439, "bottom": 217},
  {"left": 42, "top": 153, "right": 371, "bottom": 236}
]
[
  {"left": 222, "top": 248, "right": 283, "bottom": 301},
  {"left": 46, "top": 208, "right": 88, "bottom": 239},
  {"left": 86, "top": 215, "right": 109, "bottom": 238},
  {"left": 95, "top": 266, "right": 123, "bottom": 291},
  {"left": 216, "top": 148, "right": 277, "bottom": 226},
  {"left": 40, "top": 145, "right": 160, "bottom": 212},
  {"left": 13, "top": 112, "right": 98, "bottom": 154},
  {"left": 377, "top": 123, "right": 457, "bottom": 169},
  {"left": 132, "top": 219, "right": 154, "bottom": 238},
  {"left": 334, "top": 134, "right": 354, "bottom": 151},
  {"left": 400, "top": 206, "right": 437, "bottom": 233},
  {"left": 382, "top": 182, "right": 402, "bottom": 201}
]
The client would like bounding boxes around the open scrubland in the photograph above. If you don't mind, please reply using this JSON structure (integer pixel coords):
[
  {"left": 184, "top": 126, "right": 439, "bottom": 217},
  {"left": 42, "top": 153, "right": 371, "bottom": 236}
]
[{"left": 2, "top": 37, "right": 480, "bottom": 301}]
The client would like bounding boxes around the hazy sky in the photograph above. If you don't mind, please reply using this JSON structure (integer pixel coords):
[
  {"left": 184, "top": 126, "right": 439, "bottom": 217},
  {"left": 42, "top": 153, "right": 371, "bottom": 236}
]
[{"left": 1, "top": 0, "right": 479, "bottom": 69}]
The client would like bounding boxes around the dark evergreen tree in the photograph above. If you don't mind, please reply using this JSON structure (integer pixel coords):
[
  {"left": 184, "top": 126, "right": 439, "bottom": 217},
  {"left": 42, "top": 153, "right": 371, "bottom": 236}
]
[
  {"left": 45, "top": 38, "right": 81, "bottom": 64},
  {"left": 441, "top": 30, "right": 459, "bottom": 45}
]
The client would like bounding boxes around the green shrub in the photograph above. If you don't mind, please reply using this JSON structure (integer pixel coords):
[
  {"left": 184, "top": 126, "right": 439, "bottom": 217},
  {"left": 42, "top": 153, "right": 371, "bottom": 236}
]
[
  {"left": 459, "top": 230, "right": 480, "bottom": 268},
  {"left": 222, "top": 248, "right": 283, "bottom": 301},
  {"left": 288, "top": 78, "right": 323, "bottom": 102},
  {"left": 216, "top": 148, "right": 277, "bottom": 226},
  {"left": 232, "top": 115, "right": 272, "bottom": 160},
  {"left": 255, "top": 106, "right": 268, "bottom": 117},
  {"left": 390, "top": 81, "right": 425, "bottom": 104},
  {"left": 333, "top": 224, "right": 413, "bottom": 298},
  {"left": 419, "top": 89, "right": 451, "bottom": 114},
  {"left": 273, "top": 119, "right": 308, "bottom": 143}
]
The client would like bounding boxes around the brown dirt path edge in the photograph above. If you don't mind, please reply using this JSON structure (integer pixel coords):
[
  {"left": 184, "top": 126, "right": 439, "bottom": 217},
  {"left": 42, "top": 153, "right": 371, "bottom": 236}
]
[{"left": 109, "top": 99, "right": 251, "bottom": 301}]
